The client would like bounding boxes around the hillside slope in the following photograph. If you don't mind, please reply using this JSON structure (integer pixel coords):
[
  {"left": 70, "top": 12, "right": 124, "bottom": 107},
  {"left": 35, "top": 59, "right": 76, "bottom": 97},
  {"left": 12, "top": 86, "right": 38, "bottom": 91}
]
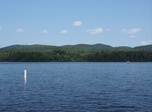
[{"left": 1, "top": 44, "right": 151, "bottom": 52}]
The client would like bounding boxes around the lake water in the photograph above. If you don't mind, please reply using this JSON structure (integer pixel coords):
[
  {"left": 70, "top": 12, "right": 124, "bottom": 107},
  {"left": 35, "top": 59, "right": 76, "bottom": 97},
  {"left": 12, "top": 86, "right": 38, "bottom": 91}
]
[{"left": 0, "top": 62, "right": 152, "bottom": 112}]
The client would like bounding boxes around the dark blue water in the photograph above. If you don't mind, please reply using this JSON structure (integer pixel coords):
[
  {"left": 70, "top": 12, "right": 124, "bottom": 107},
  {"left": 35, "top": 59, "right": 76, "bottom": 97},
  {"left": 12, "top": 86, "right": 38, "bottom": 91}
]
[{"left": 0, "top": 62, "right": 152, "bottom": 112}]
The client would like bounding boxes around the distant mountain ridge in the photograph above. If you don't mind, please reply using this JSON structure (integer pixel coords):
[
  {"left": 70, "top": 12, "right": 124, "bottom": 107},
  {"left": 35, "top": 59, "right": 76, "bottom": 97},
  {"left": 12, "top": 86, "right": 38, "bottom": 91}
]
[
  {"left": 0, "top": 44, "right": 152, "bottom": 52},
  {"left": 0, "top": 43, "right": 152, "bottom": 62}
]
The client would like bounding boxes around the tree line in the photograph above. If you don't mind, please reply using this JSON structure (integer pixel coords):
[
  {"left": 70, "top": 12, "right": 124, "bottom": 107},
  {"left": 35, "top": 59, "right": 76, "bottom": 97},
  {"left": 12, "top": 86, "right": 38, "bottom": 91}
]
[{"left": 0, "top": 50, "right": 152, "bottom": 62}]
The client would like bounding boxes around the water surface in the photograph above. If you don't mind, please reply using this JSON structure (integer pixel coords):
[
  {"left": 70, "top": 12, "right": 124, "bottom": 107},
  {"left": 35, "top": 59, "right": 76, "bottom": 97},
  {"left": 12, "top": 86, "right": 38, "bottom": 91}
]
[{"left": 0, "top": 62, "right": 152, "bottom": 112}]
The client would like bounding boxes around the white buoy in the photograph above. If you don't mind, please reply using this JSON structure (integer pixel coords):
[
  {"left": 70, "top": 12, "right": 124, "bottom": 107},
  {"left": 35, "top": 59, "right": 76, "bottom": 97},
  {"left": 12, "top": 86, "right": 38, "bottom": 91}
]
[
  {"left": 24, "top": 69, "right": 27, "bottom": 84},
  {"left": 24, "top": 69, "right": 27, "bottom": 78}
]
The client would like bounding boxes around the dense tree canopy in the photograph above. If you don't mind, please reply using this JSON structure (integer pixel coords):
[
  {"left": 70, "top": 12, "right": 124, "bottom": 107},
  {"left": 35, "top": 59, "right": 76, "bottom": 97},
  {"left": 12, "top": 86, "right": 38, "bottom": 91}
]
[
  {"left": 0, "top": 50, "right": 152, "bottom": 62},
  {"left": 0, "top": 44, "right": 152, "bottom": 62}
]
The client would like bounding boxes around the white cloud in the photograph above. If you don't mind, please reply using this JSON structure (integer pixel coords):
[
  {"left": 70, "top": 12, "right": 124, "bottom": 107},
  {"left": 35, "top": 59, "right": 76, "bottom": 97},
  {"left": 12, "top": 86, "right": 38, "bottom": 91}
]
[
  {"left": 86, "top": 28, "right": 103, "bottom": 34},
  {"left": 60, "top": 29, "right": 68, "bottom": 34},
  {"left": 122, "top": 28, "right": 141, "bottom": 34},
  {"left": 16, "top": 28, "right": 24, "bottom": 33},
  {"left": 140, "top": 40, "right": 152, "bottom": 46},
  {"left": 73, "top": 21, "right": 82, "bottom": 26},
  {"left": 130, "top": 35, "right": 136, "bottom": 38},
  {"left": 0, "top": 27, "right": 2, "bottom": 31},
  {"left": 41, "top": 29, "right": 48, "bottom": 34}
]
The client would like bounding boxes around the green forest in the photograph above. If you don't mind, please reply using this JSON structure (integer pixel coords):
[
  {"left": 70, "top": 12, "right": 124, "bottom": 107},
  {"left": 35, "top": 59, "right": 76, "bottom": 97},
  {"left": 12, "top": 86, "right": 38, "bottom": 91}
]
[{"left": 0, "top": 44, "right": 152, "bottom": 62}]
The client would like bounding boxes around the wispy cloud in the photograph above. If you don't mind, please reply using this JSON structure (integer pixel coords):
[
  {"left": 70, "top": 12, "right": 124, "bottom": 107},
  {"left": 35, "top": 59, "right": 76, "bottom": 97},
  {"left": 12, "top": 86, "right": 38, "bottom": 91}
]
[
  {"left": 140, "top": 40, "right": 152, "bottom": 46},
  {"left": 122, "top": 28, "right": 141, "bottom": 34},
  {"left": 130, "top": 35, "right": 136, "bottom": 38},
  {"left": 86, "top": 28, "right": 103, "bottom": 34},
  {"left": 60, "top": 29, "right": 68, "bottom": 34},
  {"left": 73, "top": 21, "right": 82, "bottom": 26},
  {"left": 16, "top": 28, "right": 24, "bottom": 33},
  {"left": 0, "top": 27, "right": 2, "bottom": 31},
  {"left": 41, "top": 29, "right": 48, "bottom": 34}
]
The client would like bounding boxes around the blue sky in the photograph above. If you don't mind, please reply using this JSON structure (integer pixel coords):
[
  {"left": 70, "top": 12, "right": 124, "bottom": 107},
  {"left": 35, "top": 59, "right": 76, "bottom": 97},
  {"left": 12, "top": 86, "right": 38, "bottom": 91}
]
[{"left": 0, "top": 0, "right": 151, "bottom": 47}]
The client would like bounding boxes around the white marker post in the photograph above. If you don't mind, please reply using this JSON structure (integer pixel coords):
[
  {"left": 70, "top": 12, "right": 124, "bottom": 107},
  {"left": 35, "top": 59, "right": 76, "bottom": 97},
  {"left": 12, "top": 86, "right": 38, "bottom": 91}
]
[
  {"left": 24, "top": 69, "right": 27, "bottom": 84},
  {"left": 24, "top": 69, "right": 27, "bottom": 78}
]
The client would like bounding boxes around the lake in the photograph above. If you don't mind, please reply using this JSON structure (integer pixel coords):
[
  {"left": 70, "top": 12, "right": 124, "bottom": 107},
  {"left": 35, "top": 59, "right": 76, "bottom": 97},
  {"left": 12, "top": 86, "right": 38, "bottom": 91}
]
[{"left": 0, "top": 62, "right": 152, "bottom": 112}]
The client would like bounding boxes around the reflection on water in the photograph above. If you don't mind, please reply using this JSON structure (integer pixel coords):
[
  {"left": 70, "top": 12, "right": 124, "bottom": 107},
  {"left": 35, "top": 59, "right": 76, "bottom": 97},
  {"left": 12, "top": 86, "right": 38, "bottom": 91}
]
[{"left": 24, "top": 75, "right": 27, "bottom": 85}]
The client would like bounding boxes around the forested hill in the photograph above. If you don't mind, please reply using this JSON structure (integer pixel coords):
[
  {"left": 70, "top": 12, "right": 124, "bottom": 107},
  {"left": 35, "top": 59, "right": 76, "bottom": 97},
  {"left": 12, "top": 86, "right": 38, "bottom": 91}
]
[
  {"left": 1, "top": 44, "right": 152, "bottom": 52},
  {"left": 0, "top": 44, "right": 113, "bottom": 52},
  {"left": 0, "top": 44, "right": 152, "bottom": 62}
]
